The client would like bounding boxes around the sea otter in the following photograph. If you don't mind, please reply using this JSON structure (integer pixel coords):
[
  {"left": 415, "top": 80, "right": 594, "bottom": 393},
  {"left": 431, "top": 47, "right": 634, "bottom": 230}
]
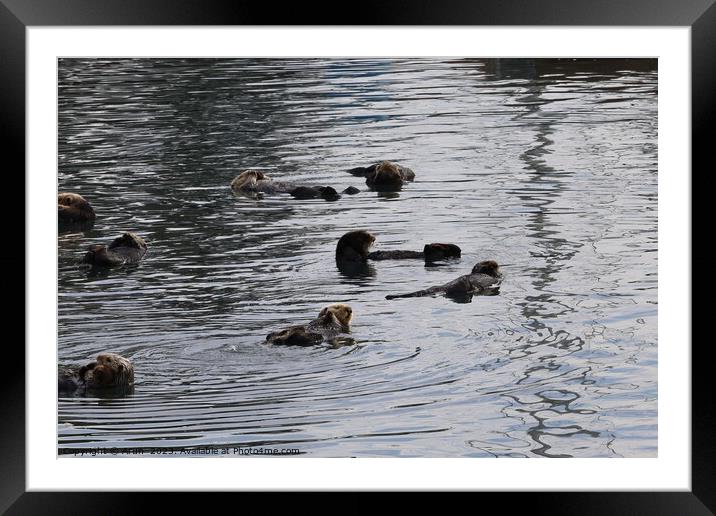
[
  {"left": 58, "top": 353, "right": 135, "bottom": 394},
  {"left": 346, "top": 161, "right": 415, "bottom": 190},
  {"left": 335, "top": 230, "right": 461, "bottom": 264},
  {"left": 230, "top": 170, "right": 346, "bottom": 201},
  {"left": 385, "top": 260, "right": 502, "bottom": 301},
  {"left": 266, "top": 304, "right": 353, "bottom": 346},
  {"left": 58, "top": 192, "right": 96, "bottom": 226},
  {"left": 82, "top": 232, "right": 147, "bottom": 267}
]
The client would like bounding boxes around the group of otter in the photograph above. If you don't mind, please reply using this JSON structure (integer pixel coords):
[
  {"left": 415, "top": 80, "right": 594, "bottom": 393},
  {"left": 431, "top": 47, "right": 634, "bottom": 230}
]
[{"left": 58, "top": 161, "right": 501, "bottom": 395}]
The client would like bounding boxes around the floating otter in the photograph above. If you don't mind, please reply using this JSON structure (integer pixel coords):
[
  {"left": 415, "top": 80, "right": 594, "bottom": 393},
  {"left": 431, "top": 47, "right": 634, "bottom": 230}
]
[
  {"left": 58, "top": 353, "right": 135, "bottom": 395},
  {"left": 386, "top": 260, "right": 502, "bottom": 301},
  {"left": 231, "top": 170, "right": 348, "bottom": 201},
  {"left": 82, "top": 232, "right": 147, "bottom": 267},
  {"left": 335, "top": 230, "right": 461, "bottom": 264},
  {"left": 58, "top": 192, "right": 96, "bottom": 226},
  {"left": 347, "top": 161, "right": 415, "bottom": 190},
  {"left": 266, "top": 304, "right": 353, "bottom": 346},
  {"left": 335, "top": 230, "right": 376, "bottom": 262}
]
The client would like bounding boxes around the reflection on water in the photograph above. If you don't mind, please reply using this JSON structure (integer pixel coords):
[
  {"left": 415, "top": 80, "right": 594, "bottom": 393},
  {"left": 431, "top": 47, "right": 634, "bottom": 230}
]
[{"left": 58, "top": 58, "right": 657, "bottom": 457}]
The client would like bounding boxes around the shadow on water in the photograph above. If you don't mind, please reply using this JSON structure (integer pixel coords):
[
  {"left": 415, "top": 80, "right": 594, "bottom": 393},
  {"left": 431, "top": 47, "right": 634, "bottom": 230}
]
[{"left": 336, "top": 260, "right": 377, "bottom": 279}]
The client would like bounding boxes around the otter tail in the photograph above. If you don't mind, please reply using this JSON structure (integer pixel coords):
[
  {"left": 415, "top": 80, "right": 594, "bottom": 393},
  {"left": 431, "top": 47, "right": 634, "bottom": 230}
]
[{"left": 386, "top": 289, "right": 432, "bottom": 300}]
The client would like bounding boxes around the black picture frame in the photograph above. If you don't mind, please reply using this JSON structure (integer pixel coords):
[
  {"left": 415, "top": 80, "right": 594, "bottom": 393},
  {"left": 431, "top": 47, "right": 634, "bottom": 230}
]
[{"left": 4, "top": 0, "right": 708, "bottom": 511}]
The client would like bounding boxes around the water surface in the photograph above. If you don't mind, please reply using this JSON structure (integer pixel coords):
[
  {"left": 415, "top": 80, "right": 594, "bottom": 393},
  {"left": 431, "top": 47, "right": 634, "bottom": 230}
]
[{"left": 58, "top": 58, "right": 657, "bottom": 457}]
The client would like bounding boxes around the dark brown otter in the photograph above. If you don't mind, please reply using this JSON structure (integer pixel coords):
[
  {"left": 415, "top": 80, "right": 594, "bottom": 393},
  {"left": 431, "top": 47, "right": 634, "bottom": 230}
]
[
  {"left": 58, "top": 353, "right": 135, "bottom": 394},
  {"left": 335, "top": 230, "right": 376, "bottom": 262},
  {"left": 231, "top": 170, "right": 344, "bottom": 201},
  {"left": 347, "top": 161, "right": 415, "bottom": 190},
  {"left": 266, "top": 304, "right": 353, "bottom": 346},
  {"left": 82, "top": 232, "right": 147, "bottom": 267},
  {"left": 335, "top": 230, "right": 461, "bottom": 263},
  {"left": 386, "top": 260, "right": 502, "bottom": 301},
  {"left": 58, "top": 192, "right": 96, "bottom": 225},
  {"left": 369, "top": 243, "right": 462, "bottom": 262}
]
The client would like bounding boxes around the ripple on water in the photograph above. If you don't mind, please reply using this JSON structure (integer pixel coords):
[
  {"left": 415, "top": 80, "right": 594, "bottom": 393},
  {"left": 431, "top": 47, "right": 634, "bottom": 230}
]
[{"left": 58, "top": 58, "right": 657, "bottom": 457}]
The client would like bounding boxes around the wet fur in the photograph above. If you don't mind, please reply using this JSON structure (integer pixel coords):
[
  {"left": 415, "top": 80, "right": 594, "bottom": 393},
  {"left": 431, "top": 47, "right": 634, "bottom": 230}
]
[
  {"left": 335, "top": 230, "right": 376, "bottom": 262},
  {"left": 266, "top": 304, "right": 353, "bottom": 346},
  {"left": 82, "top": 232, "right": 147, "bottom": 267},
  {"left": 58, "top": 353, "right": 134, "bottom": 394},
  {"left": 58, "top": 192, "right": 96, "bottom": 224},
  {"left": 386, "top": 260, "right": 502, "bottom": 300},
  {"left": 346, "top": 161, "right": 415, "bottom": 189},
  {"left": 336, "top": 230, "right": 460, "bottom": 264},
  {"left": 231, "top": 170, "right": 343, "bottom": 200}
]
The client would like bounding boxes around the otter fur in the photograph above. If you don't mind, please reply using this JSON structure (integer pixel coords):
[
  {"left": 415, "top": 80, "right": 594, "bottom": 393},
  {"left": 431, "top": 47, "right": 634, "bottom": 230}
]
[
  {"left": 386, "top": 260, "right": 502, "bottom": 301},
  {"left": 335, "top": 230, "right": 461, "bottom": 264},
  {"left": 266, "top": 304, "right": 353, "bottom": 346},
  {"left": 369, "top": 243, "right": 462, "bottom": 262},
  {"left": 58, "top": 192, "right": 96, "bottom": 225},
  {"left": 58, "top": 353, "right": 135, "bottom": 394},
  {"left": 347, "top": 161, "right": 415, "bottom": 189},
  {"left": 82, "top": 232, "right": 147, "bottom": 267},
  {"left": 231, "top": 170, "right": 343, "bottom": 201},
  {"left": 335, "top": 230, "right": 377, "bottom": 262}
]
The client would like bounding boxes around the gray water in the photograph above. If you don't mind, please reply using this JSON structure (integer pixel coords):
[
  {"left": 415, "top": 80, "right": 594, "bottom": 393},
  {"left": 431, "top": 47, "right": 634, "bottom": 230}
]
[{"left": 58, "top": 58, "right": 658, "bottom": 458}]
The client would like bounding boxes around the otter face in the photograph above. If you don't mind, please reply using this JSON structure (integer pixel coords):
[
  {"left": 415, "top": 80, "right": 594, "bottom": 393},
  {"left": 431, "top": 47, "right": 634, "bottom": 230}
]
[
  {"left": 231, "top": 170, "right": 269, "bottom": 190},
  {"left": 472, "top": 260, "right": 501, "bottom": 277},
  {"left": 336, "top": 230, "right": 376, "bottom": 262},
  {"left": 86, "top": 364, "right": 116, "bottom": 387},
  {"left": 83, "top": 353, "right": 134, "bottom": 388},
  {"left": 318, "top": 303, "right": 353, "bottom": 330}
]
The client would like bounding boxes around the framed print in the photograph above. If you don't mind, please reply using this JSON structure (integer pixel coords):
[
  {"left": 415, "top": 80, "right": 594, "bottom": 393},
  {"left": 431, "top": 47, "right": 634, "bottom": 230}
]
[{"left": 4, "top": 0, "right": 709, "bottom": 511}]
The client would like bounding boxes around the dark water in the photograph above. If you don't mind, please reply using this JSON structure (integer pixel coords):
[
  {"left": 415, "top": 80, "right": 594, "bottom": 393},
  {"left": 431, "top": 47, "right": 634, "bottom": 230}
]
[{"left": 58, "top": 58, "right": 657, "bottom": 458}]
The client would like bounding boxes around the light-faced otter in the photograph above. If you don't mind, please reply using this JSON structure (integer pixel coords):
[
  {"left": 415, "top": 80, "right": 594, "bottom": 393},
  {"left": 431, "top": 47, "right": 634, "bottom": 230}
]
[
  {"left": 58, "top": 192, "right": 96, "bottom": 225},
  {"left": 266, "top": 304, "right": 353, "bottom": 346},
  {"left": 347, "top": 161, "right": 415, "bottom": 190},
  {"left": 58, "top": 353, "right": 135, "bottom": 395},
  {"left": 385, "top": 260, "right": 502, "bottom": 301},
  {"left": 231, "top": 170, "right": 344, "bottom": 201},
  {"left": 335, "top": 230, "right": 461, "bottom": 264},
  {"left": 82, "top": 232, "right": 147, "bottom": 267}
]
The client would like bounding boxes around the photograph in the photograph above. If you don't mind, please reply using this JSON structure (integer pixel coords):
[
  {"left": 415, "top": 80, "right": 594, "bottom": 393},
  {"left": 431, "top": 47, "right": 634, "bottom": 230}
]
[{"left": 57, "top": 56, "right": 658, "bottom": 459}]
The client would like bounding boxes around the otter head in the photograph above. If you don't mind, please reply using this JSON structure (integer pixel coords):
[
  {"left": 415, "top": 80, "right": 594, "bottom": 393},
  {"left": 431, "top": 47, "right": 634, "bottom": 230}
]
[
  {"left": 366, "top": 161, "right": 405, "bottom": 188},
  {"left": 335, "top": 230, "right": 376, "bottom": 262},
  {"left": 58, "top": 192, "right": 86, "bottom": 207},
  {"left": 82, "top": 353, "right": 134, "bottom": 388},
  {"left": 231, "top": 170, "right": 270, "bottom": 191},
  {"left": 318, "top": 303, "right": 353, "bottom": 331},
  {"left": 472, "top": 260, "right": 501, "bottom": 277},
  {"left": 424, "top": 243, "right": 462, "bottom": 262},
  {"left": 58, "top": 192, "right": 96, "bottom": 222}
]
